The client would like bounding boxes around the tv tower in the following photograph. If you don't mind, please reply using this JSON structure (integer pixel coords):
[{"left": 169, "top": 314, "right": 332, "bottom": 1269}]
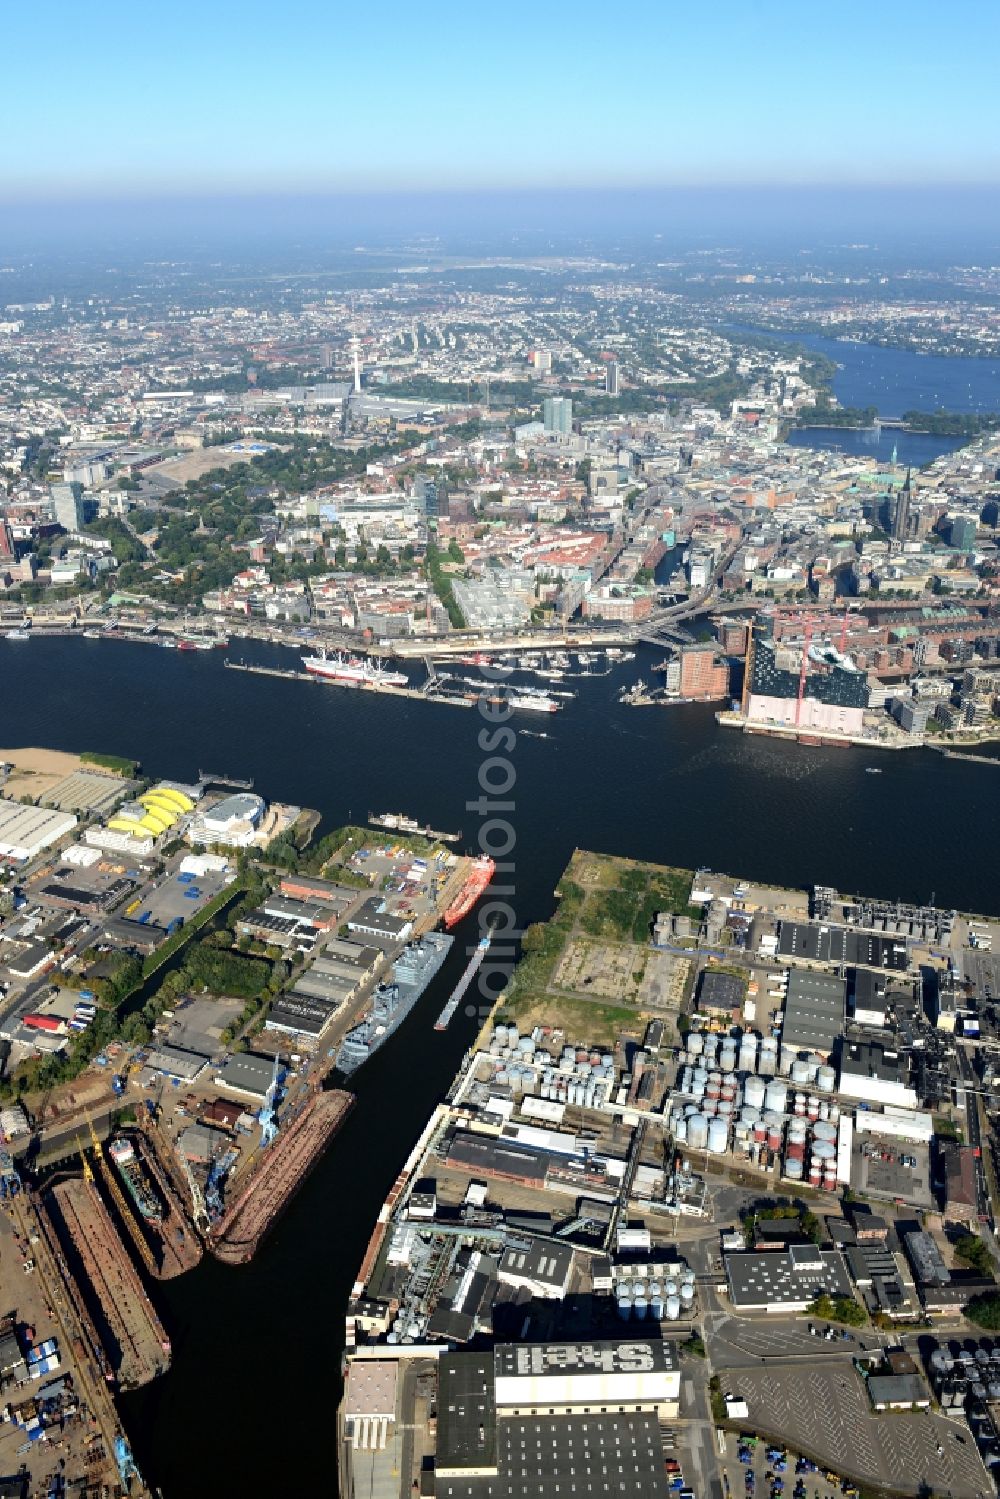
[{"left": 350, "top": 337, "right": 361, "bottom": 394}]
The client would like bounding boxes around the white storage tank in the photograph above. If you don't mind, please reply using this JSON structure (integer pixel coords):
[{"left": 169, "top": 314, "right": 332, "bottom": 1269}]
[
  {"left": 816, "top": 1065, "right": 837, "bottom": 1093},
  {"left": 738, "top": 1035, "right": 758, "bottom": 1073},
  {"left": 681, "top": 1281, "right": 696, "bottom": 1306},
  {"left": 687, "top": 1113, "right": 709, "bottom": 1151},
  {"left": 665, "top": 1295, "right": 681, "bottom": 1321},
  {"left": 764, "top": 1079, "right": 788, "bottom": 1113},
  {"left": 744, "top": 1075, "right": 767, "bottom": 1111},
  {"left": 790, "top": 1059, "right": 812, "bottom": 1085},
  {"left": 633, "top": 1297, "right": 648, "bottom": 1321},
  {"left": 784, "top": 1154, "right": 804, "bottom": 1181},
  {"left": 687, "top": 1031, "right": 704, "bottom": 1057},
  {"left": 708, "top": 1117, "right": 729, "bottom": 1154},
  {"left": 779, "top": 1045, "right": 797, "bottom": 1076}
]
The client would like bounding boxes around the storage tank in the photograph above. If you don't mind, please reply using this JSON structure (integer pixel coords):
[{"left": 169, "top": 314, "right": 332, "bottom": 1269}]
[
  {"left": 744, "top": 1074, "right": 767, "bottom": 1111},
  {"left": 691, "top": 1068, "right": 708, "bottom": 1098},
  {"left": 632, "top": 1280, "right": 647, "bottom": 1300},
  {"left": 779, "top": 1044, "right": 797, "bottom": 1076},
  {"left": 617, "top": 1294, "right": 632, "bottom": 1320},
  {"left": 816, "top": 1065, "right": 837, "bottom": 1093},
  {"left": 665, "top": 1296, "right": 681, "bottom": 1321},
  {"left": 701, "top": 1035, "right": 718, "bottom": 1065},
  {"left": 764, "top": 1079, "right": 788, "bottom": 1113},
  {"left": 681, "top": 1281, "right": 696, "bottom": 1306},
  {"left": 758, "top": 1040, "right": 778, "bottom": 1076},
  {"left": 793, "top": 1091, "right": 807, "bottom": 1117},
  {"left": 702, "top": 1097, "right": 717, "bottom": 1118},
  {"left": 752, "top": 1115, "right": 768, "bottom": 1144},
  {"left": 663, "top": 1278, "right": 677, "bottom": 1297},
  {"left": 765, "top": 1114, "right": 785, "bottom": 1152},
  {"left": 719, "top": 1044, "right": 737, "bottom": 1074},
  {"left": 687, "top": 1032, "right": 704, "bottom": 1057},
  {"left": 633, "top": 1297, "right": 648, "bottom": 1321},
  {"left": 788, "top": 1117, "right": 808, "bottom": 1144},
  {"left": 808, "top": 1159, "right": 822, "bottom": 1187},
  {"left": 717, "top": 1098, "right": 734, "bottom": 1119},
  {"left": 705, "top": 1073, "right": 722, "bottom": 1101},
  {"left": 518, "top": 1036, "right": 535, "bottom": 1055},
  {"left": 806, "top": 1095, "right": 820, "bottom": 1122},
  {"left": 708, "top": 1117, "right": 729, "bottom": 1154},
  {"left": 720, "top": 1079, "right": 738, "bottom": 1103},
  {"left": 650, "top": 1295, "right": 664, "bottom": 1322},
  {"left": 687, "top": 1114, "right": 709, "bottom": 1150},
  {"left": 812, "top": 1120, "right": 837, "bottom": 1144},
  {"left": 790, "top": 1059, "right": 812, "bottom": 1085},
  {"left": 739, "top": 1034, "right": 758, "bottom": 1074},
  {"left": 784, "top": 1154, "right": 804, "bottom": 1181},
  {"left": 494, "top": 1024, "right": 509, "bottom": 1046},
  {"left": 812, "top": 1140, "right": 836, "bottom": 1165}
]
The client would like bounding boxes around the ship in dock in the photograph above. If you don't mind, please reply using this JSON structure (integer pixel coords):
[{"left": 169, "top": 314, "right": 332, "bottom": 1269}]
[
  {"left": 108, "top": 1136, "right": 162, "bottom": 1222},
  {"left": 336, "top": 931, "right": 454, "bottom": 1075},
  {"left": 434, "top": 928, "right": 493, "bottom": 1030},
  {"left": 442, "top": 855, "right": 496, "bottom": 929},
  {"left": 301, "top": 649, "right": 408, "bottom": 687},
  {"left": 368, "top": 812, "right": 461, "bottom": 843},
  {"left": 209, "top": 1088, "right": 354, "bottom": 1265}
]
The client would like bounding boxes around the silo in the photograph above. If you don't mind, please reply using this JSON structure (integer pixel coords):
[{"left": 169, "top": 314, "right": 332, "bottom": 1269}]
[
  {"left": 687, "top": 1114, "right": 709, "bottom": 1150},
  {"left": 719, "top": 1043, "right": 737, "bottom": 1074},
  {"left": 791, "top": 1059, "right": 812, "bottom": 1086},
  {"left": 681, "top": 1281, "right": 696, "bottom": 1308},
  {"left": 744, "top": 1075, "right": 767, "bottom": 1111},
  {"left": 633, "top": 1297, "right": 648, "bottom": 1321},
  {"left": 779, "top": 1044, "right": 797, "bottom": 1076},
  {"left": 708, "top": 1117, "right": 729, "bottom": 1154},
  {"left": 665, "top": 1296, "right": 681, "bottom": 1321},
  {"left": 816, "top": 1065, "right": 836, "bottom": 1093}
]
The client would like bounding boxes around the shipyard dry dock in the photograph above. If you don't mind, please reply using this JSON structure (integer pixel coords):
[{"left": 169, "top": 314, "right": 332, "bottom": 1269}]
[
  {"left": 48, "top": 1177, "right": 171, "bottom": 1390},
  {"left": 210, "top": 1088, "right": 354, "bottom": 1265}
]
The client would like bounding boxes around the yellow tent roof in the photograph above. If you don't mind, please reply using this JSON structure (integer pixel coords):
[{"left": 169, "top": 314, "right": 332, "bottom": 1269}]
[
  {"left": 139, "top": 811, "right": 171, "bottom": 835},
  {"left": 108, "top": 817, "right": 144, "bottom": 834},
  {"left": 149, "top": 786, "right": 193, "bottom": 812},
  {"left": 141, "top": 795, "right": 180, "bottom": 824}
]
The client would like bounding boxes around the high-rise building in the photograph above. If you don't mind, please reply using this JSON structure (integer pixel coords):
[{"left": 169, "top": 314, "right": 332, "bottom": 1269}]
[
  {"left": 533, "top": 349, "right": 552, "bottom": 374},
  {"left": 542, "top": 396, "right": 572, "bottom": 436},
  {"left": 51, "top": 481, "right": 85, "bottom": 533},
  {"left": 949, "top": 514, "right": 977, "bottom": 550},
  {"left": 605, "top": 359, "right": 619, "bottom": 396},
  {"left": 0, "top": 517, "right": 14, "bottom": 559}
]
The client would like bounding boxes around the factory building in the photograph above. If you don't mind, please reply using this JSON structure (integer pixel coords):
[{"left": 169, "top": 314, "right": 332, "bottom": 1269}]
[
  {"left": 779, "top": 969, "right": 846, "bottom": 1056},
  {"left": 0, "top": 800, "right": 77, "bottom": 862},
  {"left": 497, "top": 1240, "right": 574, "bottom": 1301},
  {"left": 724, "top": 1244, "right": 853, "bottom": 1313},
  {"left": 838, "top": 1041, "right": 918, "bottom": 1110}
]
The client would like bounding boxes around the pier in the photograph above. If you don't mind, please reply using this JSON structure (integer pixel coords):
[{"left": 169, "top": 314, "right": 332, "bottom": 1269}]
[
  {"left": 434, "top": 933, "right": 492, "bottom": 1031},
  {"left": 223, "top": 657, "right": 474, "bottom": 706}
]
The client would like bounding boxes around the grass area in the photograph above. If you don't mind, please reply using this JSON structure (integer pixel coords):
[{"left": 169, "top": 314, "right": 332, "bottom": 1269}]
[{"left": 80, "top": 750, "right": 138, "bottom": 776}]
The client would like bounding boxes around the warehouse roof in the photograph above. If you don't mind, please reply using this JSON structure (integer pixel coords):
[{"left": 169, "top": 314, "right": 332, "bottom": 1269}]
[
  {"left": 780, "top": 968, "right": 846, "bottom": 1054},
  {"left": 214, "top": 1050, "right": 276, "bottom": 1098},
  {"left": 725, "top": 1247, "right": 852, "bottom": 1309},
  {"left": 436, "top": 1352, "right": 497, "bottom": 1475}
]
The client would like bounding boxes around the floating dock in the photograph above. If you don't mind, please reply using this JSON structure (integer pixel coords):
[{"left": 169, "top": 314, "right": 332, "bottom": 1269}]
[
  {"left": 434, "top": 932, "right": 492, "bottom": 1031},
  {"left": 48, "top": 1178, "right": 171, "bottom": 1390},
  {"left": 121, "top": 1130, "right": 203, "bottom": 1280},
  {"left": 209, "top": 1088, "right": 354, "bottom": 1265},
  {"left": 224, "top": 658, "right": 473, "bottom": 707}
]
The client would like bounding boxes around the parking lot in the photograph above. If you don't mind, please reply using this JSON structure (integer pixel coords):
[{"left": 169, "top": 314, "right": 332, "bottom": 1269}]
[
  {"left": 852, "top": 1134, "right": 933, "bottom": 1210},
  {"left": 134, "top": 863, "right": 233, "bottom": 930},
  {"left": 162, "top": 993, "right": 245, "bottom": 1061},
  {"left": 725, "top": 1365, "right": 991, "bottom": 1498},
  {"left": 707, "top": 1311, "right": 865, "bottom": 1368},
  {"left": 720, "top": 1432, "right": 850, "bottom": 1499}
]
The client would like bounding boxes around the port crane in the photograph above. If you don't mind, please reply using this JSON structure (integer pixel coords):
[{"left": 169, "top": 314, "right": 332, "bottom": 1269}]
[
  {"left": 177, "top": 1143, "right": 210, "bottom": 1233},
  {"left": 257, "top": 1054, "right": 283, "bottom": 1149}
]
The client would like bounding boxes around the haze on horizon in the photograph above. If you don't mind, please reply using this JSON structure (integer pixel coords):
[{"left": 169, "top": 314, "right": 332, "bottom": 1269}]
[{"left": 4, "top": 0, "right": 1000, "bottom": 249}]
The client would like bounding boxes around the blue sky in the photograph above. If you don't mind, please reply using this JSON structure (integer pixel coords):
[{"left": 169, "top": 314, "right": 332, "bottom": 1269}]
[{"left": 4, "top": 0, "right": 998, "bottom": 199}]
